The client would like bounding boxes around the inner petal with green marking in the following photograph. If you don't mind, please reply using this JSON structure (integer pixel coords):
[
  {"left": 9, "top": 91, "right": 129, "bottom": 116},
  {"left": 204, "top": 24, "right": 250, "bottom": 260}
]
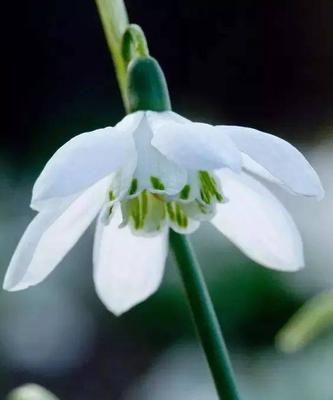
[
  {"left": 121, "top": 191, "right": 166, "bottom": 233},
  {"left": 198, "top": 170, "right": 224, "bottom": 204},
  {"left": 103, "top": 114, "right": 226, "bottom": 234},
  {"left": 111, "top": 170, "right": 224, "bottom": 234}
]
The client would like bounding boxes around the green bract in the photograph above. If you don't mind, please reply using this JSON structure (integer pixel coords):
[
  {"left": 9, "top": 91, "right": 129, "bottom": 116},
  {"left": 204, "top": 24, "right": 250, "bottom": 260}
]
[{"left": 127, "top": 56, "right": 171, "bottom": 112}]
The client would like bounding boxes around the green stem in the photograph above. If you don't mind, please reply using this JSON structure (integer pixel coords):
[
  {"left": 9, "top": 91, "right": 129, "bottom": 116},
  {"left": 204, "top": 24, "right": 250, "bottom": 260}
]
[
  {"left": 170, "top": 231, "right": 241, "bottom": 400},
  {"left": 95, "top": 0, "right": 130, "bottom": 111}
]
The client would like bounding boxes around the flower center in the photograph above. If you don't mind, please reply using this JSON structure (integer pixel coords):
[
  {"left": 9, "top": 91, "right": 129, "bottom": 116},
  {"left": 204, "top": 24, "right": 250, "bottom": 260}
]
[{"left": 114, "top": 170, "right": 224, "bottom": 234}]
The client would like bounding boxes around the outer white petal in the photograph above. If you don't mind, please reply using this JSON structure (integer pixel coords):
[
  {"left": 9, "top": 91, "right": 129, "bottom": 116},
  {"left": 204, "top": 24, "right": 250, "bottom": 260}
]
[
  {"left": 223, "top": 126, "right": 324, "bottom": 199},
  {"left": 146, "top": 110, "right": 190, "bottom": 125},
  {"left": 131, "top": 115, "right": 187, "bottom": 196},
  {"left": 93, "top": 206, "right": 169, "bottom": 315},
  {"left": 115, "top": 110, "right": 144, "bottom": 132},
  {"left": 31, "top": 124, "right": 137, "bottom": 210},
  {"left": 3, "top": 178, "right": 109, "bottom": 291},
  {"left": 148, "top": 113, "right": 242, "bottom": 172},
  {"left": 109, "top": 159, "right": 138, "bottom": 199},
  {"left": 211, "top": 170, "right": 304, "bottom": 271},
  {"left": 241, "top": 153, "right": 281, "bottom": 184}
]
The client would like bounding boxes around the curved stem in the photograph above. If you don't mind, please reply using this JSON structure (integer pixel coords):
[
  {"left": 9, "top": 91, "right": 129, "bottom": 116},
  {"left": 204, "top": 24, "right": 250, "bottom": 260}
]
[
  {"left": 95, "top": 0, "right": 130, "bottom": 112},
  {"left": 170, "top": 231, "right": 241, "bottom": 400},
  {"left": 122, "top": 24, "right": 149, "bottom": 64}
]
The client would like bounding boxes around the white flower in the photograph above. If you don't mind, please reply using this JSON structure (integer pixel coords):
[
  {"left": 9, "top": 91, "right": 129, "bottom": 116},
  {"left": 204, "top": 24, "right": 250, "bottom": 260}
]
[
  {"left": 7, "top": 383, "right": 59, "bottom": 400},
  {"left": 3, "top": 111, "right": 324, "bottom": 315}
]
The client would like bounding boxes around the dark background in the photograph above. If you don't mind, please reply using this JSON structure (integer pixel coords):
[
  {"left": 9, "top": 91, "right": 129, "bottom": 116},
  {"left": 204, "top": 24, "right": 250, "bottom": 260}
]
[
  {"left": 1, "top": 1, "right": 333, "bottom": 399},
  {"left": 3, "top": 0, "right": 333, "bottom": 168}
]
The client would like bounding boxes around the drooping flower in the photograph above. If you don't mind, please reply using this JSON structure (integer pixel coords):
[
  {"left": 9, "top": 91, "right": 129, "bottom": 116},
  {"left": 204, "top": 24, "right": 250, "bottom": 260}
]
[{"left": 3, "top": 110, "right": 324, "bottom": 314}]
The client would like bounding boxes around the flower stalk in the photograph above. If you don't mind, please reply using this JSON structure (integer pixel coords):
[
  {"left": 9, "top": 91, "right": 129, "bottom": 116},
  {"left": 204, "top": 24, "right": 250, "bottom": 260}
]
[
  {"left": 95, "top": 0, "right": 130, "bottom": 111},
  {"left": 170, "top": 231, "right": 241, "bottom": 400}
]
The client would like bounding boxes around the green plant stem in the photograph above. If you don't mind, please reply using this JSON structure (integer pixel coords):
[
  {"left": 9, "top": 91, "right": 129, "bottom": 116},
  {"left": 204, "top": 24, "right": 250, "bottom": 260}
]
[
  {"left": 95, "top": 0, "right": 130, "bottom": 111},
  {"left": 170, "top": 231, "right": 241, "bottom": 400}
]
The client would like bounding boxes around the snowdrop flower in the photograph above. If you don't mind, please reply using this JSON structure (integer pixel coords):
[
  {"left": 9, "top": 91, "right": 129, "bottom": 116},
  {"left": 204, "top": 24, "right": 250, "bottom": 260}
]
[{"left": 3, "top": 109, "right": 324, "bottom": 315}]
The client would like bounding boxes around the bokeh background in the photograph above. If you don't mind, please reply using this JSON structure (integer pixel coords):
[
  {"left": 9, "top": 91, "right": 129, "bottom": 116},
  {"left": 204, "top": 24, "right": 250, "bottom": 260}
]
[{"left": 1, "top": 1, "right": 333, "bottom": 399}]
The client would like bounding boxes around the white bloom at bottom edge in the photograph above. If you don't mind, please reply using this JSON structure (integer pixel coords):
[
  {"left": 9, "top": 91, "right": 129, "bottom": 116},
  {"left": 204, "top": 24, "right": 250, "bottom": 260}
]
[
  {"left": 7, "top": 384, "right": 59, "bottom": 400},
  {"left": 3, "top": 111, "right": 324, "bottom": 315}
]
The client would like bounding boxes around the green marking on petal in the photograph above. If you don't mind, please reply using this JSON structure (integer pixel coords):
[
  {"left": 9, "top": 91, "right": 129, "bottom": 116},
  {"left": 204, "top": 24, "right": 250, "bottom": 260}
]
[
  {"left": 141, "top": 189, "right": 148, "bottom": 219},
  {"left": 175, "top": 204, "right": 183, "bottom": 227},
  {"left": 167, "top": 202, "right": 188, "bottom": 228},
  {"left": 166, "top": 202, "right": 176, "bottom": 222},
  {"left": 177, "top": 203, "right": 188, "bottom": 228},
  {"left": 122, "top": 173, "right": 222, "bottom": 233},
  {"left": 198, "top": 171, "right": 223, "bottom": 203},
  {"left": 124, "top": 190, "right": 166, "bottom": 232},
  {"left": 130, "top": 197, "right": 141, "bottom": 229},
  {"left": 128, "top": 178, "right": 138, "bottom": 195},
  {"left": 179, "top": 184, "right": 191, "bottom": 200},
  {"left": 150, "top": 176, "right": 165, "bottom": 190},
  {"left": 108, "top": 191, "right": 116, "bottom": 201},
  {"left": 215, "top": 192, "right": 223, "bottom": 202},
  {"left": 200, "top": 188, "right": 211, "bottom": 204},
  {"left": 197, "top": 200, "right": 210, "bottom": 214}
]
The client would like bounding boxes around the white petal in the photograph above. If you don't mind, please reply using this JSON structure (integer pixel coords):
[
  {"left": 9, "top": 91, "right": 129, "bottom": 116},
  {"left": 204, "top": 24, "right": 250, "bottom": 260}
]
[
  {"left": 131, "top": 115, "right": 187, "bottom": 196},
  {"left": 168, "top": 217, "right": 200, "bottom": 235},
  {"left": 223, "top": 126, "right": 324, "bottom": 199},
  {"left": 93, "top": 207, "right": 168, "bottom": 315},
  {"left": 174, "top": 171, "right": 201, "bottom": 203},
  {"left": 148, "top": 113, "right": 242, "bottom": 171},
  {"left": 109, "top": 159, "right": 138, "bottom": 199},
  {"left": 211, "top": 170, "right": 304, "bottom": 271},
  {"left": 31, "top": 125, "right": 137, "bottom": 210},
  {"left": 115, "top": 110, "right": 144, "bottom": 132},
  {"left": 147, "top": 110, "right": 191, "bottom": 125},
  {"left": 241, "top": 153, "right": 281, "bottom": 184},
  {"left": 3, "top": 178, "right": 109, "bottom": 291}
]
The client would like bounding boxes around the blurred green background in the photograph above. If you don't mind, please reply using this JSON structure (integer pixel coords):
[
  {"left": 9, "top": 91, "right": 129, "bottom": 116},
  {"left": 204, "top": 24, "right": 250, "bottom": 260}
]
[{"left": 1, "top": 1, "right": 333, "bottom": 399}]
